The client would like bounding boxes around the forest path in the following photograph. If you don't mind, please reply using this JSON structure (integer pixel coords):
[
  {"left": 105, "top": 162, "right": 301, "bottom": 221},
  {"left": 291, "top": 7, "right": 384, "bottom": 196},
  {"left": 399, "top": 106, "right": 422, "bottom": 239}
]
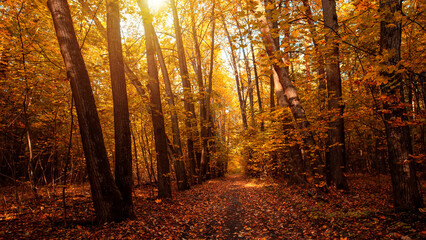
[
  {"left": 213, "top": 174, "right": 295, "bottom": 239},
  {"left": 136, "top": 174, "right": 313, "bottom": 239},
  {"left": 3, "top": 174, "right": 422, "bottom": 239},
  {"left": 0, "top": 174, "right": 315, "bottom": 239}
]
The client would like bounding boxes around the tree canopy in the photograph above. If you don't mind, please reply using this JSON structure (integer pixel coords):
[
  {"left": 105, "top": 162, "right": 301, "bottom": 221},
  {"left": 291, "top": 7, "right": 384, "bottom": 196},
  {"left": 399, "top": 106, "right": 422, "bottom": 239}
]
[{"left": 0, "top": 0, "right": 424, "bottom": 233}]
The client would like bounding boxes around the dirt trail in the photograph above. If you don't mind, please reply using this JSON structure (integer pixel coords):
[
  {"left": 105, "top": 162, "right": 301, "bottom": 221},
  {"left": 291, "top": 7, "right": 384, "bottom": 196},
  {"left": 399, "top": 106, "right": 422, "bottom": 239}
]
[
  {"left": 2, "top": 174, "right": 424, "bottom": 239},
  {"left": 172, "top": 174, "right": 309, "bottom": 239},
  {"left": 221, "top": 176, "right": 245, "bottom": 238},
  {"left": 4, "top": 174, "right": 307, "bottom": 239}
]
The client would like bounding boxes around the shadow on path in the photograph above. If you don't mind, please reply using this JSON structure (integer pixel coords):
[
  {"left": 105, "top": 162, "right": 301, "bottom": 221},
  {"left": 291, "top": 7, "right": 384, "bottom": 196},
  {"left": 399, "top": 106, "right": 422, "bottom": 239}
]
[{"left": 222, "top": 176, "right": 244, "bottom": 238}]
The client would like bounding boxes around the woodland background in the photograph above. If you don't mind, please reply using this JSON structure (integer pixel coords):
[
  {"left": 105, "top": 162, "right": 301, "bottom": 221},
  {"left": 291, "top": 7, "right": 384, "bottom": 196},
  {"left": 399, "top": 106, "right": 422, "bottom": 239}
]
[{"left": 0, "top": 0, "right": 425, "bottom": 238}]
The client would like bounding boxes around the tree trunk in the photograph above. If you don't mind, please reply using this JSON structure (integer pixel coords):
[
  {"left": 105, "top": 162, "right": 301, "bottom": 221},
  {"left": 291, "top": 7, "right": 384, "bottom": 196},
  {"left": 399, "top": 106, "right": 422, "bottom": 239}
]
[
  {"left": 222, "top": 18, "right": 248, "bottom": 129},
  {"left": 379, "top": 0, "right": 423, "bottom": 211},
  {"left": 244, "top": 43, "right": 255, "bottom": 129},
  {"left": 139, "top": 123, "right": 153, "bottom": 183},
  {"left": 322, "top": 0, "right": 348, "bottom": 190},
  {"left": 140, "top": 0, "right": 172, "bottom": 199},
  {"left": 205, "top": 1, "right": 216, "bottom": 180},
  {"left": 106, "top": 0, "right": 134, "bottom": 218},
  {"left": 270, "top": 68, "right": 275, "bottom": 110},
  {"left": 251, "top": 42, "right": 264, "bottom": 131},
  {"left": 190, "top": 0, "right": 210, "bottom": 182},
  {"left": 48, "top": 0, "right": 124, "bottom": 223},
  {"left": 77, "top": 0, "right": 147, "bottom": 98},
  {"left": 0, "top": 49, "right": 8, "bottom": 80},
  {"left": 130, "top": 126, "right": 141, "bottom": 186},
  {"left": 302, "top": 0, "right": 327, "bottom": 175},
  {"left": 281, "top": 1, "right": 291, "bottom": 76},
  {"left": 265, "top": 0, "right": 278, "bottom": 113},
  {"left": 272, "top": 68, "right": 305, "bottom": 184},
  {"left": 234, "top": 18, "right": 255, "bottom": 128},
  {"left": 256, "top": 0, "right": 325, "bottom": 189},
  {"left": 171, "top": 0, "right": 198, "bottom": 184},
  {"left": 149, "top": 18, "right": 189, "bottom": 191},
  {"left": 302, "top": 0, "right": 327, "bottom": 111}
]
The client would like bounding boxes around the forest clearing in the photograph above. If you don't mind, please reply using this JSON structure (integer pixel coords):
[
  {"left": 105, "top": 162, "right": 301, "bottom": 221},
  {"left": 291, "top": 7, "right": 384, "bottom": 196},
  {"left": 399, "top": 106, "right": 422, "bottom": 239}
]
[{"left": 0, "top": 0, "right": 425, "bottom": 238}]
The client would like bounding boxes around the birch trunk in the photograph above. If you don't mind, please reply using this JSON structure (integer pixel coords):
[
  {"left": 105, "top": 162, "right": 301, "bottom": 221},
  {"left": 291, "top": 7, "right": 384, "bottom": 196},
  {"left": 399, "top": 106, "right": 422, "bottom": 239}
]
[{"left": 256, "top": 0, "right": 324, "bottom": 188}]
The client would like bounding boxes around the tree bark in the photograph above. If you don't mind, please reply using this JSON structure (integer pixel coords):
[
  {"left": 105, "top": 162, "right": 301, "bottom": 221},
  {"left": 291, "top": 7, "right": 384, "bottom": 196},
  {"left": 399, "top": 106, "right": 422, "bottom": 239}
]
[
  {"left": 302, "top": 0, "right": 327, "bottom": 176},
  {"left": 234, "top": 18, "right": 255, "bottom": 128},
  {"left": 251, "top": 42, "right": 264, "bottom": 131},
  {"left": 270, "top": 68, "right": 275, "bottom": 110},
  {"left": 255, "top": 0, "right": 325, "bottom": 189},
  {"left": 48, "top": 0, "right": 124, "bottom": 223},
  {"left": 190, "top": 0, "right": 210, "bottom": 182},
  {"left": 379, "top": 0, "right": 423, "bottom": 211},
  {"left": 322, "top": 0, "right": 348, "bottom": 190},
  {"left": 244, "top": 40, "right": 255, "bottom": 129},
  {"left": 135, "top": 1, "right": 188, "bottom": 190},
  {"left": 0, "top": 49, "right": 8, "bottom": 80},
  {"left": 222, "top": 18, "right": 248, "bottom": 130},
  {"left": 130, "top": 126, "right": 141, "bottom": 186},
  {"left": 272, "top": 67, "right": 305, "bottom": 184},
  {"left": 106, "top": 0, "right": 134, "bottom": 218},
  {"left": 302, "top": 0, "right": 327, "bottom": 111},
  {"left": 139, "top": 122, "right": 153, "bottom": 183},
  {"left": 171, "top": 0, "right": 198, "bottom": 184},
  {"left": 264, "top": 0, "right": 278, "bottom": 113},
  {"left": 204, "top": 1, "right": 216, "bottom": 180},
  {"left": 140, "top": 0, "right": 172, "bottom": 199},
  {"left": 148, "top": 14, "right": 189, "bottom": 191},
  {"left": 77, "top": 0, "right": 147, "bottom": 98}
]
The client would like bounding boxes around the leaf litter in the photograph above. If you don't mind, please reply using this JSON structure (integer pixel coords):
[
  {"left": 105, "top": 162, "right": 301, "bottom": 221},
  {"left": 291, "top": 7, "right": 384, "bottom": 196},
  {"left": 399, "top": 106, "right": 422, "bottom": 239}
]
[{"left": 0, "top": 174, "right": 424, "bottom": 239}]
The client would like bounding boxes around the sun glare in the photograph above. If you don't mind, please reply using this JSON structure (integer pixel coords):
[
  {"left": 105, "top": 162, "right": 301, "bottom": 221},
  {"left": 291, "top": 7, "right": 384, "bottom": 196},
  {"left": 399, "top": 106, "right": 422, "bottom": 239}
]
[{"left": 147, "top": 0, "right": 167, "bottom": 11}]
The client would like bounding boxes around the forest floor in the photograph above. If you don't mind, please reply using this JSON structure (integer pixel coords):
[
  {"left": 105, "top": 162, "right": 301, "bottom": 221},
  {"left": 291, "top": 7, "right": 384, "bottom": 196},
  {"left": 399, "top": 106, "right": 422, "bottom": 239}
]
[{"left": 0, "top": 174, "right": 425, "bottom": 239}]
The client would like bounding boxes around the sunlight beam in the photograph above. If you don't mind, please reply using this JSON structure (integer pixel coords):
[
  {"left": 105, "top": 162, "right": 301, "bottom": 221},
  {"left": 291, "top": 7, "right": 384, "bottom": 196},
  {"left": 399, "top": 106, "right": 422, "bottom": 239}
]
[{"left": 147, "top": 0, "right": 167, "bottom": 11}]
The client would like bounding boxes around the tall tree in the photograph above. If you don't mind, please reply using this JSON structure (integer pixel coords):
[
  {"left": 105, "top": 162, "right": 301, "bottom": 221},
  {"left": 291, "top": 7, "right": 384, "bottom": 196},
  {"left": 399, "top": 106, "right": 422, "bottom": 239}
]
[
  {"left": 48, "top": 0, "right": 125, "bottom": 223},
  {"left": 255, "top": 0, "right": 324, "bottom": 188},
  {"left": 171, "top": 0, "right": 198, "bottom": 184},
  {"left": 379, "top": 0, "right": 423, "bottom": 210},
  {"left": 302, "top": 0, "right": 326, "bottom": 111},
  {"left": 190, "top": 0, "right": 209, "bottom": 182},
  {"left": 106, "top": 0, "right": 134, "bottom": 217},
  {"left": 264, "top": 0, "right": 280, "bottom": 112},
  {"left": 140, "top": 0, "right": 172, "bottom": 199},
  {"left": 136, "top": 1, "right": 189, "bottom": 191},
  {"left": 222, "top": 18, "right": 248, "bottom": 129},
  {"left": 77, "top": 0, "right": 146, "bottom": 98},
  {"left": 235, "top": 18, "right": 255, "bottom": 128},
  {"left": 203, "top": 0, "right": 216, "bottom": 180},
  {"left": 154, "top": 31, "right": 189, "bottom": 190},
  {"left": 270, "top": 67, "right": 275, "bottom": 110},
  {"left": 251, "top": 42, "right": 264, "bottom": 131},
  {"left": 302, "top": 0, "right": 327, "bottom": 166},
  {"left": 322, "top": 0, "right": 348, "bottom": 190}
]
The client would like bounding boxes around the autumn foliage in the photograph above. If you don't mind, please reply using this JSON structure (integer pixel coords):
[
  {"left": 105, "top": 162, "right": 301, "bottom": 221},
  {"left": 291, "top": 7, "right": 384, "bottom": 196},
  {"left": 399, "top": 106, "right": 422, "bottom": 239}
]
[{"left": 0, "top": 0, "right": 425, "bottom": 238}]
